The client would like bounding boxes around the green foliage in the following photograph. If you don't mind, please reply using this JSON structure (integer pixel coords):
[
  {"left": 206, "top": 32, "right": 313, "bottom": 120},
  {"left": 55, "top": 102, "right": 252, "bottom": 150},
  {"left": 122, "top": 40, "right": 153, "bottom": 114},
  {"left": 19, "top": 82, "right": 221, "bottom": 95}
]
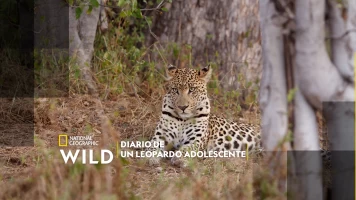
[
  {"left": 118, "top": 0, "right": 143, "bottom": 19},
  {"left": 69, "top": 0, "right": 100, "bottom": 19},
  {"left": 90, "top": 0, "right": 99, "bottom": 7},
  {"left": 83, "top": 0, "right": 167, "bottom": 97},
  {"left": 75, "top": 7, "right": 83, "bottom": 19},
  {"left": 287, "top": 88, "right": 297, "bottom": 103}
]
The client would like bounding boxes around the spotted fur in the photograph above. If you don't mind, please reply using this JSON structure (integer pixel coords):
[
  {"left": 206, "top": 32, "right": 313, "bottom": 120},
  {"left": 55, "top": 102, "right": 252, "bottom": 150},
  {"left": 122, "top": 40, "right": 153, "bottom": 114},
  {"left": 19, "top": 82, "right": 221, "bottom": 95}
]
[{"left": 148, "top": 65, "right": 262, "bottom": 167}]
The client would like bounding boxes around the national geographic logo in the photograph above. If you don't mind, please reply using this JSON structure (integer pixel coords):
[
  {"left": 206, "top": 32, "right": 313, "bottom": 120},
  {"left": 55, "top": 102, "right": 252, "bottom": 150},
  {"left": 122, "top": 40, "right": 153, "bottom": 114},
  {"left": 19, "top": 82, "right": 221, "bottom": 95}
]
[
  {"left": 58, "top": 134, "right": 99, "bottom": 147},
  {"left": 58, "top": 135, "right": 68, "bottom": 146}
]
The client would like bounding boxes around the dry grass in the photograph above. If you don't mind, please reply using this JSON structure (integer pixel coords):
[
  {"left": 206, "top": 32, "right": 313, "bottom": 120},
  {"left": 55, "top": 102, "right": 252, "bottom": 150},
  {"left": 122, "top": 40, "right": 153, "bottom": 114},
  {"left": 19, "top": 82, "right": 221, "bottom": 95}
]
[
  {"left": 0, "top": 79, "right": 332, "bottom": 200},
  {"left": 0, "top": 85, "right": 270, "bottom": 200},
  {"left": 0, "top": 55, "right": 330, "bottom": 200}
]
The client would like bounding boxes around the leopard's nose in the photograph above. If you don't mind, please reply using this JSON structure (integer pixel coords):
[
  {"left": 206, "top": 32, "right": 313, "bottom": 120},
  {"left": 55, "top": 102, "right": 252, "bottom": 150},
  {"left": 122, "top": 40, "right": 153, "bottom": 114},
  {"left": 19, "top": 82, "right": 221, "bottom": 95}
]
[{"left": 178, "top": 105, "right": 188, "bottom": 111}]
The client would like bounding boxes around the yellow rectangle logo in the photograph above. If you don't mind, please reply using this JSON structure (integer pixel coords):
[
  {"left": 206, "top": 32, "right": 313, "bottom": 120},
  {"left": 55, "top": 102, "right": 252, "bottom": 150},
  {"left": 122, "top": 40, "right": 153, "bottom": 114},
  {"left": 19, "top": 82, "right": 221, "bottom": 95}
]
[{"left": 58, "top": 134, "right": 68, "bottom": 147}]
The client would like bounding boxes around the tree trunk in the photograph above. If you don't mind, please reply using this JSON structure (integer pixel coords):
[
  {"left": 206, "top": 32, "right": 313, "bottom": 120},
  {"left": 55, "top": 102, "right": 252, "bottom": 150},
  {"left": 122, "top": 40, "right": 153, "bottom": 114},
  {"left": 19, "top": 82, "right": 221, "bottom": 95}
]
[
  {"left": 327, "top": 0, "right": 353, "bottom": 83},
  {"left": 258, "top": 0, "right": 290, "bottom": 192},
  {"left": 294, "top": 0, "right": 354, "bottom": 110},
  {"left": 69, "top": 4, "right": 100, "bottom": 96},
  {"left": 323, "top": 102, "right": 354, "bottom": 200},
  {"left": 293, "top": 88, "right": 323, "bottom": 199},
  {"left": 147, "top": 0, "right": 262, "bottom": 91},
  {"left": 259, "top": 0, "right": 289, "bottom": 151},
  {"left": 260, "top": 0, "right": 355, "bottom": 199}
]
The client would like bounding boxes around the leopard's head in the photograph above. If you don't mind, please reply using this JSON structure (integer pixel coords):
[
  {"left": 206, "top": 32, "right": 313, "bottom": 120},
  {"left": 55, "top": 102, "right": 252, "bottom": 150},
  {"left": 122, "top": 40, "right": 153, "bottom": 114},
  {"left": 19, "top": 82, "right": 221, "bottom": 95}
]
[{"left": 163, "top": 65, "right": 212, "bottom": 119}]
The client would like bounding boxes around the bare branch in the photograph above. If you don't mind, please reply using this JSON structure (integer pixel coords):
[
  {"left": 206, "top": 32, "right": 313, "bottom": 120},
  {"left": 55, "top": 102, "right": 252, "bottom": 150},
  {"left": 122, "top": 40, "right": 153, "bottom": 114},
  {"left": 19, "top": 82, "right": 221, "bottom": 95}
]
[
  {"left": 294, "top": 0, "right": 354, "bottom": 110},
  {"left": 326, "top": 28, "right": 356, "bottom": 39},
  {"left": 327, "top": 0, "right": 354, "bottom": 83}
]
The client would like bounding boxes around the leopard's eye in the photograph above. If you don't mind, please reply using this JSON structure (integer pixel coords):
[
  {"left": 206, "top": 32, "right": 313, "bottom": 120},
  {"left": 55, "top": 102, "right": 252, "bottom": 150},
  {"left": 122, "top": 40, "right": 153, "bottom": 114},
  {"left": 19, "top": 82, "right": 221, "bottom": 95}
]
[{"left": 189, "top": 87, "right": 196, "bottom": 93}]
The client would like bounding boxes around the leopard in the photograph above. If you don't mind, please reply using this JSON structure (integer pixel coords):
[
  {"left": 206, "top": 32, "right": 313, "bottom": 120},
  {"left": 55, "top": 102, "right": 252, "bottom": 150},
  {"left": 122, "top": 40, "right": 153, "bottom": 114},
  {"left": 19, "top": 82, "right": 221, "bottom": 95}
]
[{"left": 148, "top": 64, "right": 262, "bottom": 167}]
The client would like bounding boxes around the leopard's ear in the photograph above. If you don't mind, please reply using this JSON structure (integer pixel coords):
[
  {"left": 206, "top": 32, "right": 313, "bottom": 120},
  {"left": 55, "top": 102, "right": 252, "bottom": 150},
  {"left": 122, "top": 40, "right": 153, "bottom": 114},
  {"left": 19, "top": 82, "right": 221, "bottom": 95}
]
[
  {"left": 198, "top": 64, "right": 212, "bottom": 82},
  {"left": 165, "top": 64, "right": 177, "bottom": 81}
]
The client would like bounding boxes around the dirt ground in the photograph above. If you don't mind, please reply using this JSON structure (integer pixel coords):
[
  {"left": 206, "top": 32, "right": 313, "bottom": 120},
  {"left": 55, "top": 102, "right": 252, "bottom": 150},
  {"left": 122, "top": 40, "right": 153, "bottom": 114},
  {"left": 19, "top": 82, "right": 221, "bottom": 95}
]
[{"left": 0, "top": 90, "right": 329, "bottom": 199}]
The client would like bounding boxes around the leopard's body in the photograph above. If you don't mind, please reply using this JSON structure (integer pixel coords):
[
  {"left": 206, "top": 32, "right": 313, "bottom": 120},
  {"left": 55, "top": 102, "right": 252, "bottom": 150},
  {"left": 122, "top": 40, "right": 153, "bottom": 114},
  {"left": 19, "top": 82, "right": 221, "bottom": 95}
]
[{"left": 149, "top": 65, "right": 261, "bottom": 166}]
